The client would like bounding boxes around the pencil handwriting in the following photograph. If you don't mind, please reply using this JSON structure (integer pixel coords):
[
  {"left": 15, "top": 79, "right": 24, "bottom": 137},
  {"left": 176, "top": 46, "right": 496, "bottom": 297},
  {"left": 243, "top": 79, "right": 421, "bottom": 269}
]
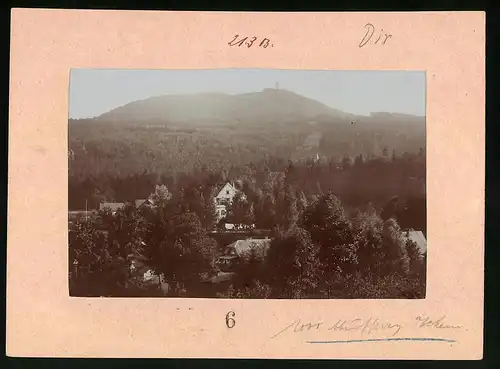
[
  {"left": 416, "top": 315, "right": 462, "bottom": 329},
  {"left": 271, "top": 317, "right": 402, "bottom": 339},
  {"left": 270, "top": 319, "right": 323, "bottom": 339}
]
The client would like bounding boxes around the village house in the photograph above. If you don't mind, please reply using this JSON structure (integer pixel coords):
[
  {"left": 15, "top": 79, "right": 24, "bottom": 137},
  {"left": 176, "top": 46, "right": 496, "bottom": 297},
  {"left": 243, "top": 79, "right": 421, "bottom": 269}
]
[
  {"left": 68, "top": 209, "right": 98, "bottom": 221},
  {"left": 135, "top": 198, "right": 156, "bottom": 209},
  {"left": 135, "top": 199, "right": 148, "bottom": 208},
  {"left": 99, "top": 202, "right": 126, "bottom": 215},
  {"left": 215, "top": 238, "right": 271, "bottom": 272},
  {"left": 98, "top": 198, "right": 156, "bottom": 216},
  {"left": 127, "top": 252, "right": 169, "bottom": 294},
  {"left": 213, "top": 182, "right": 244, "bottom": 222}
]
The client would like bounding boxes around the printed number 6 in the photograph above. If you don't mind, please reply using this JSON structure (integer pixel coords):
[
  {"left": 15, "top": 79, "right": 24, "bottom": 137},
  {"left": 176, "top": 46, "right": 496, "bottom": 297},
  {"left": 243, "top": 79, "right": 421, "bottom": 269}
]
[{"left": 226, "top": 311, "right": 236, "bottom": 328}]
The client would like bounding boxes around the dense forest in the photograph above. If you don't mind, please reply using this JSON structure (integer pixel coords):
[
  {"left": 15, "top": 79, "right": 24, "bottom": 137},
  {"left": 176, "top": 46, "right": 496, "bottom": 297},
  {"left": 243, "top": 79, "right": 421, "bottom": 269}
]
[
  {"left": 68, "top": 89, "right": 426, "bottom": 299},
  {"left": 69, "top": 178, "right": 426, "bottom": 299},
  {"left": 69, "top": 118, "right": 425, "bottom": 212},
  {"left": 69, "top": 147, "right": 426, "bottom": 298}
]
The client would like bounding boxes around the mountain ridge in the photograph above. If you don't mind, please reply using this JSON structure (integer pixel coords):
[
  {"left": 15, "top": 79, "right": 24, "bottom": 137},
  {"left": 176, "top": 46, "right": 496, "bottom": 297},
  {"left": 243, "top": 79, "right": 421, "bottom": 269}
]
[
  {"left": 94, "top": 88, "right": 349, "bottom": 124},
  {"left": 72, "top": 89, "right": 423, "bottom": 125}
]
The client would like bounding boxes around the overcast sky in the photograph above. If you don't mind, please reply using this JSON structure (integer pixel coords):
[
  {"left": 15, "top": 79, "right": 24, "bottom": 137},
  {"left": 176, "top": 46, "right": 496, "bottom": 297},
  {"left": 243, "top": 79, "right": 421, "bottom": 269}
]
[{"left": 69, "top": 69, "right": 426, "bottom": 119}]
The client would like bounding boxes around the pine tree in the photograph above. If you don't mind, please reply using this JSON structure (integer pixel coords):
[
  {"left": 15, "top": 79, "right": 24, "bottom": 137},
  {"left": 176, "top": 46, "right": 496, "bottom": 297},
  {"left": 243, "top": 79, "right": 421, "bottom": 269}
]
[
  {"left": 296, "top": 190, "right": 308, "bottom": 215},
  {"left": 264, "top": 226, "right": 320, "bottom": 298},
  {"left": 244, "top": 203, "right": 256, "bottom": 226},
  {"left": 354, "top": 154, "right": 364, "bottom": 167},
  {"left": 405, "top": 239, "right": 424, "bottom": 277},
  {"left": 201, "top": 191, "right": 217, "bottom": 230},
  {"left": 341, "top": 155, "right": 352, "bottom": 171},
  {"left": 70, "top": 221, "right": 130, "bottom": 296},
  {"left": 283, "top": 185, "right": 299, "bottom": 230},
  {"left": 285, "top": 160, "right": 296, "bottom": 184},
  {"left": 382, "top": 218, "right": 410, "bottom": 276},
  {"left": 160, "top": 211, "right": 217, "bottom": 285},
  {"left": 302, "top": 192, "right": 358, "bottom": 297},
  {"left": 351, "top": 208, "right": 385, "bottom": 276},
  {"left": 381, "top": 196, "right": 400, "bottom": 221},
  {"left": 228, "top": 192, "right": 254, "bottom": 226},
  {"left": 254, "top": 192, "right": 276, "bottom": 229},
  {"left": 151, "top": 184, "right": 172, "bottom": 204}
]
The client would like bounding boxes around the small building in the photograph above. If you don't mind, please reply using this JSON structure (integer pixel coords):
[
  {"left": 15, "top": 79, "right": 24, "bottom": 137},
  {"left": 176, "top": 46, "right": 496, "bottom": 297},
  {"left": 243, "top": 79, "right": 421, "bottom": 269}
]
[
  {"left": 215, "top": 238, "right": 271, "bottom": 272},
  {"left": 224, "top": 238, "right": 271, "bottom": 259},
  {"left": 135, "top": 199, "right": 147, "bottom": 208},
  {"left": 135, "top": 198, "right": 156, "bottom": 209},
  {"left": 68, "top": 210, "right": 98, "bottom": 222},
  {"left": 127, "top": 252, "right": 169, "bottom": 293},
  {"left": 99, "top": 202, "right": 126, "bottom": 215}
]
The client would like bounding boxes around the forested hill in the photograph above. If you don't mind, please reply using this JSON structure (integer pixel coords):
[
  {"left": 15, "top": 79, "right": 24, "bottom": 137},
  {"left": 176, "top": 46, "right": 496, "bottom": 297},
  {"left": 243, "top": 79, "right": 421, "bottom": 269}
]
[
  {"left": 70, "top": 89, "right": 425, "bottom": 127},
  {"left": 69, "top": 102, "right": 425, "bottom": 179},
  {"left": 69, "top": 90, "right": 426, "bottom": 213},
  {"left": 86, "top": 89, "right": 351, "bottom": 125}
]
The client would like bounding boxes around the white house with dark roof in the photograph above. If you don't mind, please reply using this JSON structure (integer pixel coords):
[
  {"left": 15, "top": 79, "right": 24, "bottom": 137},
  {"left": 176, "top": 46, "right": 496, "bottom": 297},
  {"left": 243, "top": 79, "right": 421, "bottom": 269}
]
[
  {"left": 213, "top": 182, "right": 243, "bottom": 222},
  {"left": 215, "top": 182, "right": 238, "bottom": 204}
]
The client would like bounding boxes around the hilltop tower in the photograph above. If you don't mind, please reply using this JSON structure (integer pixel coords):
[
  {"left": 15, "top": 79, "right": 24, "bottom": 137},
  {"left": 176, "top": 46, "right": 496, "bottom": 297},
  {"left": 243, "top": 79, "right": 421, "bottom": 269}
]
[{"left": 275, "top": 81, "right": 279, "bottom": 91}]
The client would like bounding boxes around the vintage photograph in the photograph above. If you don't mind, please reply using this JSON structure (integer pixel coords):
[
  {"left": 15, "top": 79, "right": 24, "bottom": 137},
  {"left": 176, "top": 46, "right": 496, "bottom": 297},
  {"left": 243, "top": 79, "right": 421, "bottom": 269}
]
[{"left": 68, "top": 69, "right": 426, "bottom": 299}]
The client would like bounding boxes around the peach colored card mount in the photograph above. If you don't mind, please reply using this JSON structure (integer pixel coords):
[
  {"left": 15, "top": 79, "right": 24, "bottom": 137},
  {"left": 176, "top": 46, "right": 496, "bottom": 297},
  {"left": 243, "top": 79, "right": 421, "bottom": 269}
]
[{"left": 8, "top": 9, "right": 485, "bottom": 359}]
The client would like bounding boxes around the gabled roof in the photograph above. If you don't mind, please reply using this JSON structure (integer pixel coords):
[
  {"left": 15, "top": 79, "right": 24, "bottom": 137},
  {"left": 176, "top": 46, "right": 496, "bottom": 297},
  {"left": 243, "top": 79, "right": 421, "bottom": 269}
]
[
  {"left": 135, "top": 199, "right": 147, "bottom": 207},
  {"left": 216, "top": 182, "right": 237, "bottom": 197},
  {"left": 135, "top": 198, "right": 156, "bottom": 208},
  {"left": 226, "top": 238, "right": 271, "bottom": 258},
  {"left": 402, "top": 230, "right": 427, "bottom": 254}
]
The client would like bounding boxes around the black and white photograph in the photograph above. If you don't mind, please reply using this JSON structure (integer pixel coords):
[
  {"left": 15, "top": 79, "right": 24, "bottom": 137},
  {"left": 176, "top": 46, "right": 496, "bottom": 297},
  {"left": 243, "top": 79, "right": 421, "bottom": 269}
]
[{"left": 68, "top": 69, "right": 426, "bottom": 299}]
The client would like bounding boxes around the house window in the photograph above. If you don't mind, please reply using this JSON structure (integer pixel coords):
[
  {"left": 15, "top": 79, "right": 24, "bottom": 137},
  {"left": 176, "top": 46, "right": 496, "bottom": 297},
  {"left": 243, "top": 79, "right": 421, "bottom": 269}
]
[
  {"left": 221, "top": 210, "right": 226, "bottom": 216},
  {"left": 226, "top": 190, "right": 229, "bottom": 195}
]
